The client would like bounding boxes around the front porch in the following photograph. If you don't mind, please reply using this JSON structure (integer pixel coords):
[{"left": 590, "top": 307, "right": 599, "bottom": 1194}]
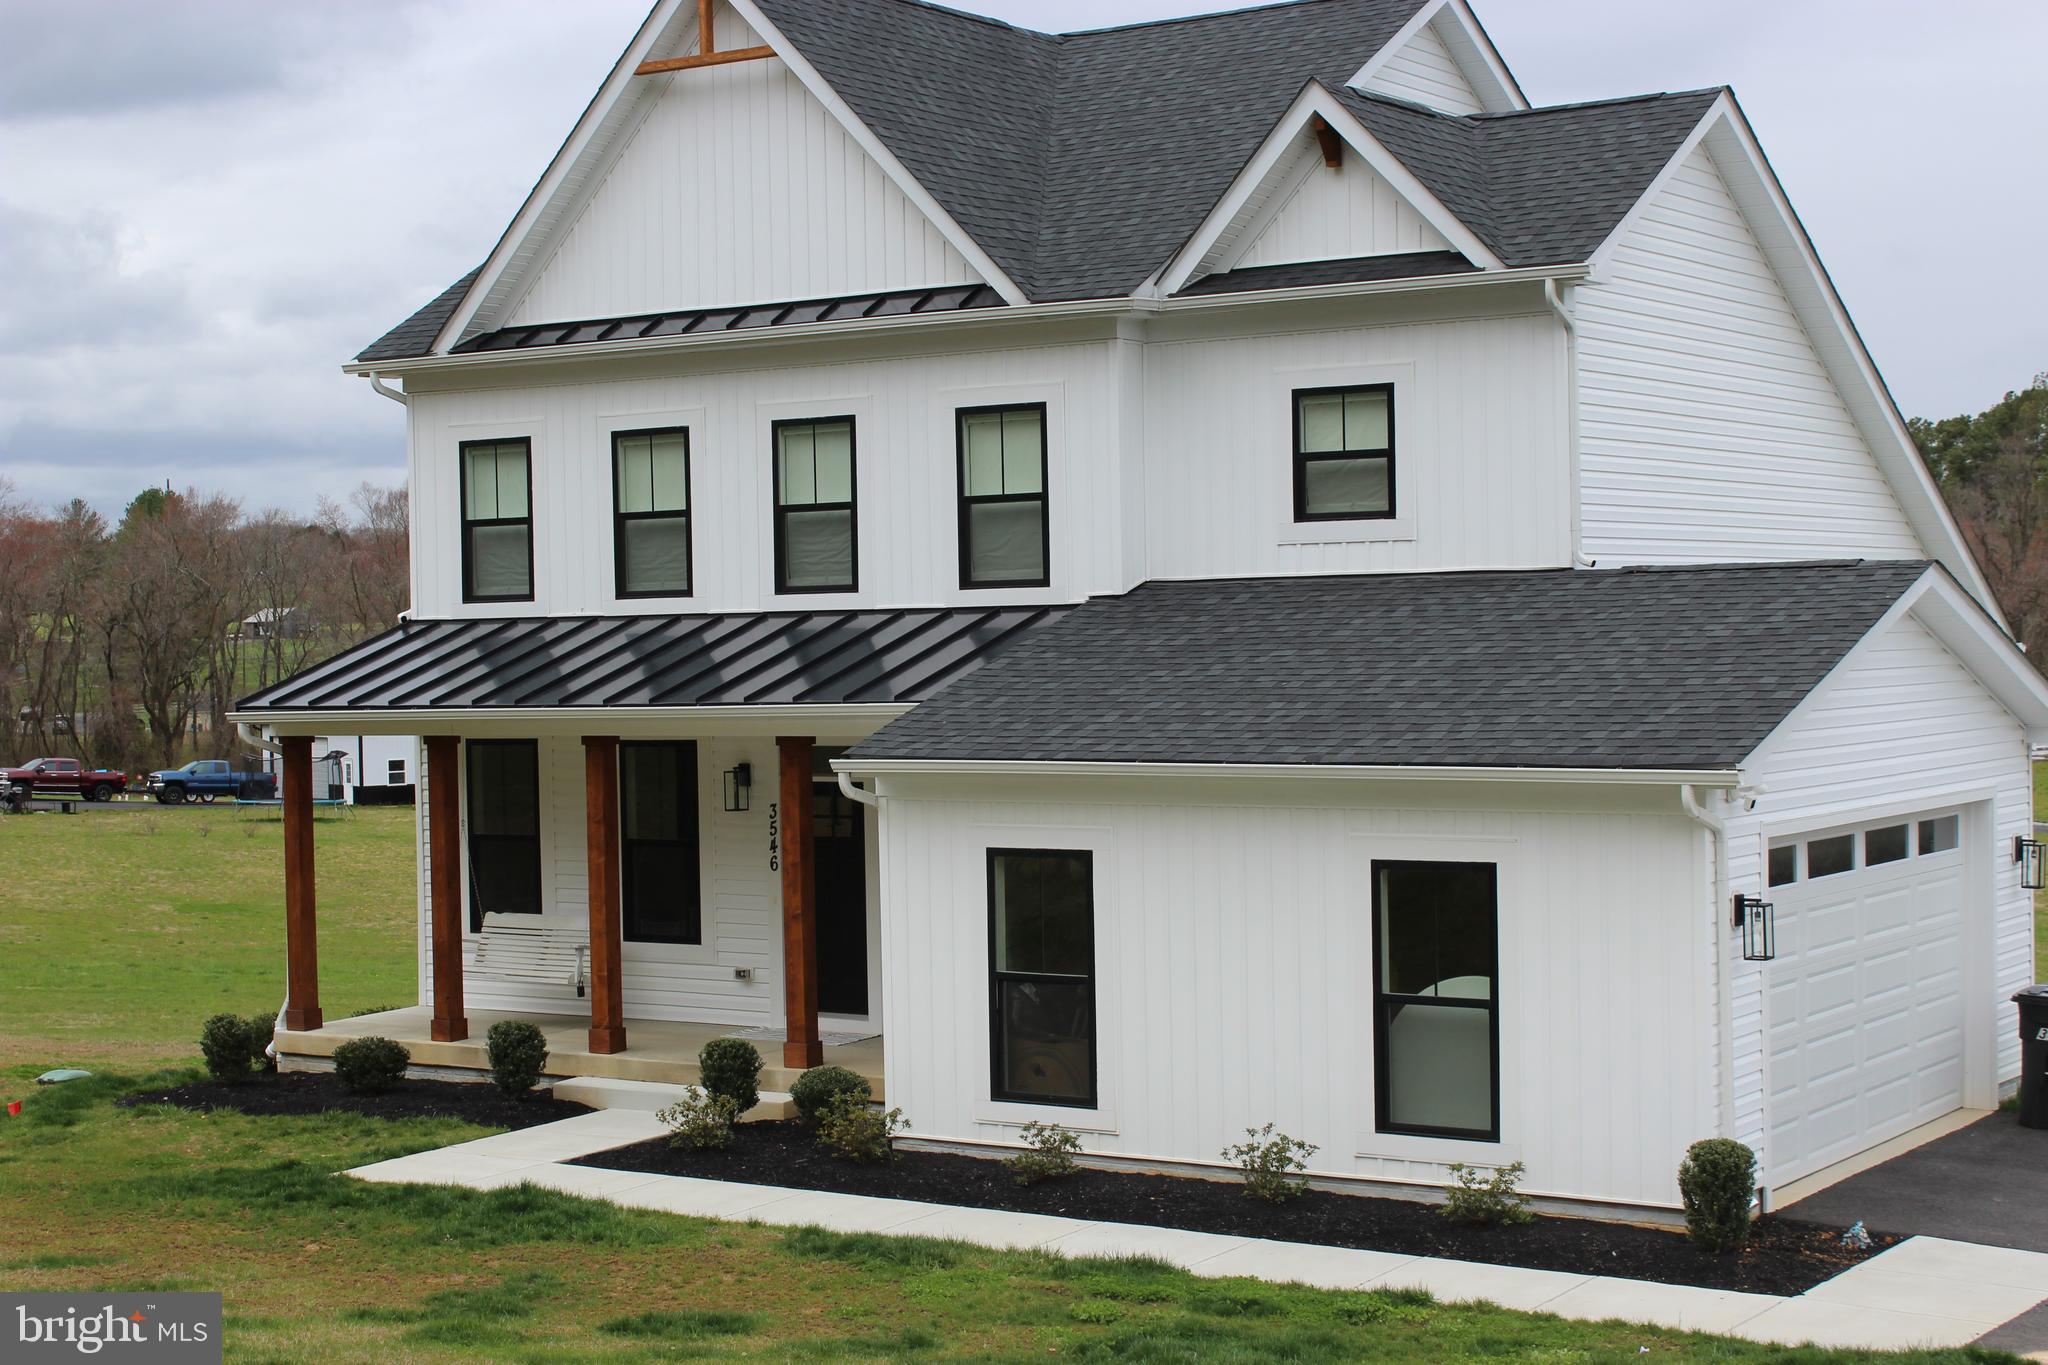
[{"left": 277, "top": 1006, "right": 885, "bottom": 1097}]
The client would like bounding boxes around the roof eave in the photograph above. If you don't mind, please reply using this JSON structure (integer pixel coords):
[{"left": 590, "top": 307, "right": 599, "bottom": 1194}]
[{"left": 832, "top": 757, "right": 1744, "bottom": 788}]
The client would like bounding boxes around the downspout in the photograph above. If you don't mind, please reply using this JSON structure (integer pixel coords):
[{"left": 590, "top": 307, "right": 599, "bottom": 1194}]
[
  {"left": 1682, "top": 782, "right": 1748, "bottom": 1197},
  {"left": 367, "top": 373, "right": 408, "bottom": 405},
  {"left": 1545, "top": 280, "right": 1595, "bottom": 569},
  {"left": 837, "top": 769, "right": 880, "bottom": 809},
  {"left": 239, "top": 721, "right": 290, "bottom": 1061}
]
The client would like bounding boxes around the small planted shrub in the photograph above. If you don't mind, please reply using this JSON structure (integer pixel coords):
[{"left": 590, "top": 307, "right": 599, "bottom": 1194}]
[
  {"left": 1440, "top": 1161, "right": 1533, "bottom": 1227},
  {"left": 331, "top": 1036, "right": 410, "bottom": 1094},
  {"left": 200, "top": 1013, "right": 261, "bottom": 1082},
  {"left": 656, "top": 1086, "right": 740, "bottom": 1151},
  {"left": 1677, "top": 1138, "right": 1757, "bottom": 1254},
  {"left": 486, "top": 1019, "right": 549, "bottom": 1096},
  {"left": 1222, "top": 1123, "right": 1318, "bottom": 1203},
  {"left": 697, "top": 1037, "right": 763, "bottom": 1115},
  {"left": 789, "top": 1064, "right": 871, "bottom": 1124},
  {"left": 244, "top": 1014, "right": 276, "bottom": 1071},
  {"left": 815, "top": 1090, "right": 906, "bottom": 1164},
  {"left": 1004, "top": 1120, "right": 1084, "bottom": 1186}
]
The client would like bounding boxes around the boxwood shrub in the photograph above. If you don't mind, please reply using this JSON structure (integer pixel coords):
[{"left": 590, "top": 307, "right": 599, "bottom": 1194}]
[
  {"left": 331, "top": 1036, "right": 410, "bottom": 1094},
  {"left": 1678, "top": 1138, "right": 1758, "bottom": 1253},
  {"left": 697, "top": 1037, "right": 763, "bottom": 1115},
  {"left": 199, "top": 1013, "right": 267, "bottom": 1082},
  {"left": 486, "top": 1020, "right": 549, "bottom": 1096},
  {"left": 789, "top": 1065, "right": 871, "bottom": 1124}
]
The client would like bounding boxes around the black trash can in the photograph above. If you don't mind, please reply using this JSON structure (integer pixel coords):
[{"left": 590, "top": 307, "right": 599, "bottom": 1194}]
[{"left": 2017, "top": 986, "right": 2048, "bottom": 1130}]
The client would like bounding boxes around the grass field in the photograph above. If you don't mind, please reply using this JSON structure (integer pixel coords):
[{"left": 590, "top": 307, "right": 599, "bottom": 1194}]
[{"left": 0, "top": 806, "right": 2031, "bottom": 1362}]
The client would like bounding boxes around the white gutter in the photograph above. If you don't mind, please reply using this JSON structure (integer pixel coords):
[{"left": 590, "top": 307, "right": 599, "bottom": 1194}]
[
  {"left": 834, "top": 757, "right": 1741, "bottom": 788},
  {"left": 229, "top": 703, "right": 913, "bottom": 732},
  {"left": 342, "top": 265, "right": 1589, "bottom": 378},
  {"left": 1543, "top": 279, "right": 1594, "bottom": 569},
  {"left": 366, "top": 373, "right": 408, "bottom": 405}
]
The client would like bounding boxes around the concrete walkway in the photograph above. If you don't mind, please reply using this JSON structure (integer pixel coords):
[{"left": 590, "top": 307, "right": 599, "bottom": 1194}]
[{"left": 347, "top": 1111, "right": 2048, "bottom": 1355}]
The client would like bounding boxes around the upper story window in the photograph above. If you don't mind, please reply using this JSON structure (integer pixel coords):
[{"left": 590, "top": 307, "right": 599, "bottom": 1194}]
[
  {"left": 773, "top": 417, "right": 857, "bottom": 593},
  {"left": 461, "top": 438, "right": 534, "bottom": 603},
  {"left": 958, "top": 404, "right": 1049, "bottom": 588},
  {"left": 613, "top": 427, "right": 692, "bottom": 598},
  {"left": 1293, "top": 385, "right": 1394, "bottom": 522}
]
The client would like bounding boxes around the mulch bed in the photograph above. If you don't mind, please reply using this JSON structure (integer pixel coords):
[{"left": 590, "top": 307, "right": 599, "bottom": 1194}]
[
  {"left": 120, "top": 1070, "right": 591, "bottom": 1130},
  {"left": 575, "top": 1121, "right": 1889, "bottom": 1295}
]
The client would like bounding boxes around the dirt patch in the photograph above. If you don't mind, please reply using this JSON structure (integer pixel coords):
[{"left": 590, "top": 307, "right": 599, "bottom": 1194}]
[
  {"left": 575, "top": 1122, "right": 1886, "bottom": 1295},
  {"left": 121, "top": 1070, "right": 590, "bottom": 1130}
]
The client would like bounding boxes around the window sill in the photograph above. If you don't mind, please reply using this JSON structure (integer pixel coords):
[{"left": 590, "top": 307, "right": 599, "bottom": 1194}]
[
  {"left": 974, "top": 1098, "right": 1119, "bottom": 1135},
  {"left": 1275, "top": 518, "right": 1414, "bottom": 546}
]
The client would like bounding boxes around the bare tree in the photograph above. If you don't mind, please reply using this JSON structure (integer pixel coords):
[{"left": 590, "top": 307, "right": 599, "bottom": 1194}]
[
  {"left": 1950, "top": 433, "right": 2048, "bottom": 653},
  {"left": 316, "top": 482, "right": 410, "bottom": 640}
]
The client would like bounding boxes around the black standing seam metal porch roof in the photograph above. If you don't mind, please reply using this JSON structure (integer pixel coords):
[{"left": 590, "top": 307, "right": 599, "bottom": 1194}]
[{"left": 235, "top": 606, "right": 1070, "bottom": 713}]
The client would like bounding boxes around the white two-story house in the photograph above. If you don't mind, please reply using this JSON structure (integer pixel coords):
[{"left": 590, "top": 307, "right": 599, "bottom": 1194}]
[{"left": 237, "top": 0, "right": 2048, "bottom": 1213}]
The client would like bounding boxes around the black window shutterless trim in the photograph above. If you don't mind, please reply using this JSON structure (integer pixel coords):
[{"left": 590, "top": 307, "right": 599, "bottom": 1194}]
[
  {"left": 611, "top": 425, "right": 694, "bottom": 600},
  {"left": 1292, "top": 383, "right": 1396, "bottom": 523},
  {"left": 1371, "top": 859, "right": 1501, "bottom": 1142},
  {"left": 459, "top": 437, "right": 535, "bottom": 603},
  {"left": 988, "top": 847, "right": 1097, "bottom": 1109},
  {"left": 771, "top": 416, "right": 859, "bottom": 595},
  {"left": 957, "top": 402, "right": 1051, "bottom": 590}
]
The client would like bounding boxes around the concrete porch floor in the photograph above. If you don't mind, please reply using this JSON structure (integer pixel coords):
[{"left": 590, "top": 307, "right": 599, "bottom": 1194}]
[{"left": 276, "top": 1006, "right": 884, "bottom": 1098}]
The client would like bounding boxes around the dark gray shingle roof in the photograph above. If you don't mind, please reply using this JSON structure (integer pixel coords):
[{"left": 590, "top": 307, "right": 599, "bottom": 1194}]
[
  {"left": 356, "top": 267, "right": 481, "bottom": 364},
  {"left": 237, "top": 605, "right": 1069, "bottom": 712},
  {"left": 359, "top": 2, "right": 1723, "bottom": 355},
  {"left": 849, "top": 562, "right": 1930, "bottom": 771}
]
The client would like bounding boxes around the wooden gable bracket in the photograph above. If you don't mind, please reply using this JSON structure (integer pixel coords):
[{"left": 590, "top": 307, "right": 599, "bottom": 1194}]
[
  {"left": 1310, "top": 115, "right": 1344, "bottom": 170},
  {"left": 635, "top": 0, "right": 774, "bottom": 74}
]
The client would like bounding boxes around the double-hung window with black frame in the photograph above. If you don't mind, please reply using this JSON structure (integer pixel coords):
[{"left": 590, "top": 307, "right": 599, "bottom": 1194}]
[
  {"left": 957, "top": 403, "right": 1050, "bottom": 588},
  {"left": 988, "top": 848, "right": 1096, "bottom": 1107},
  {"left": 465, "top": 739, "right": 542, "bottom": 933},
  {"left": 612, "top": 427, "right": 692, "bottom": 599},
  {"left": 618, "top": 741, "right": 702, "bottom": 945},
  {"left": 460, "top": 438, "right": 534, "bottom": 602},
  {"left": 772, "top": 417, "right": 857, "bottom": 594},
  {"left": 1293, "top": 384, "right": 1395, "bottom": 522},
  {"left": 1372, "top": 859, "right": 1499, "bottom": 1141}
]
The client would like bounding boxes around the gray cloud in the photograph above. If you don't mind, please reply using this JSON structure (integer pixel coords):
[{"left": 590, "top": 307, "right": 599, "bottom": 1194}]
[{"left": 0, "top": 202, "right": 195, "bottom": 352}]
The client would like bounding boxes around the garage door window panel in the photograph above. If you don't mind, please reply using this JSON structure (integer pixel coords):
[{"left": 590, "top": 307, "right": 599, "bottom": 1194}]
[{"left": 1806, "top": 834, "right": 1855, "bottom": 879}]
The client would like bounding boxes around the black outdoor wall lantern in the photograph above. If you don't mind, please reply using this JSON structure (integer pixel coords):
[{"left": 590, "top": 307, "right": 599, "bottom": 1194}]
[
  {"left": 723, "top": 762, "right": 752, "bottom": 813},
  {"left": 1733, "top": 894, "right": 1776, "bottom": 962},
  {"left": 2017, "top": 836, "right": 2047, "bottom": 891}
]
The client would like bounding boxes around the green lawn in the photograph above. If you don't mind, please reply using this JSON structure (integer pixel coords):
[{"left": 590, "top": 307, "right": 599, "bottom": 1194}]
[{"left": 0, "top": 808, "right": 2025, "bottom": 1362}]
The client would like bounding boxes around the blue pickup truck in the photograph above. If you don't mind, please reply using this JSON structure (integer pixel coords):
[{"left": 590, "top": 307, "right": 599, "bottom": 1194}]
[{"left": 147, "top": 760, "right": 277, "bottom": 804}]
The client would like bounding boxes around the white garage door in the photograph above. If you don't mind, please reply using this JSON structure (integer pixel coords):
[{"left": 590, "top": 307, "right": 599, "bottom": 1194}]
[{"left": 1765, "top": 812, "right": 1966, "bottom": 1185}]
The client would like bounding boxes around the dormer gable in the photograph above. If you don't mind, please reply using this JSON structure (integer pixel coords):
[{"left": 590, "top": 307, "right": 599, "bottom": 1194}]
[
  {"left": 1350, "top": 0, "right": 1526, "bottom": 115},
  {"left": 1233, "top": 135, "right": 1455, "bottom": 271}
]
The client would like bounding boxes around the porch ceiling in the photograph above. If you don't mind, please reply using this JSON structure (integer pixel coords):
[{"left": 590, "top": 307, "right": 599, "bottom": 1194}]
[{"left": 234, "top": 605, "right": 1069, "bottom": 720}]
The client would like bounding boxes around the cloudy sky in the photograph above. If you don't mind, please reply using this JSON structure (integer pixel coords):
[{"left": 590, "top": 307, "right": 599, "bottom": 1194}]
[{"left": 3, "top": 0, "right": 2043, "bottom": 517}]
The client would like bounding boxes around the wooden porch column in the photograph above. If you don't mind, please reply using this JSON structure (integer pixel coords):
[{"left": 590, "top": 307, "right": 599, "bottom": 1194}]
[
  {"left": 425, "top": 735, "right": 467, "bottom": 1042},
  {"left": 279, "top": 735, "right": 322, "bottom": 1031},
  {"left": 778, "top": 735, "right": 823, "bottom": 1069},
  {"left": 583, "top": 735, "right": 627, "bottom": 1054}
]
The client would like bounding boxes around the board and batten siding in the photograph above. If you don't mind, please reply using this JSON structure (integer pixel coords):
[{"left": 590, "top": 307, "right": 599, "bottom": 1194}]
[
  {"left": 1720, "top": 612, "right": 2032, "bottom": 1172},
  {"left": 875, "top": 777, "right": 1714, "bottom": 1209},
  {"left": 1357, "top": 19, "right": 1487, "bottom": 116},
  {"left": 1140, "top": 308, "right": 1571, "bottom": 579},
  {"left": 409, "top": 340, "right": 1122, "bottom": 618},
  {"left": 1576, "top": 145, "right": 1923, "bottom": 565},
  {"left": 417, "top": 735, "right": 786, "bottom": 1027},
  {"left": 1235, "top": 156, "right": 1454, "bottom": 268},
  {"left": 503, "top": 15, "right": 979, "bottom": 328}
]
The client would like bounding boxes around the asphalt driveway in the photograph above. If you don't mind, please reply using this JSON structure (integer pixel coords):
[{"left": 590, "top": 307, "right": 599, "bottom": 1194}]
[{"left": 1785, "top": 1110, "right": 2048, "bottom": 1252}]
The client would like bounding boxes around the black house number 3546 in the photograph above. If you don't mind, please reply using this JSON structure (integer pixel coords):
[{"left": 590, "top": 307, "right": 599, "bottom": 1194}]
[{"left": 767, "top": 802, "right": 780, "bottom": 872}]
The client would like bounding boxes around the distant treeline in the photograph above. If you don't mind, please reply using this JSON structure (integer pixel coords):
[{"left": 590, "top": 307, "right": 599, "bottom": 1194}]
[
  {"left": 0, "top": 482, "right": 408, "bottom": 772},
  {"left": 1912, "top": 373, "right": 2048, "bottom": 654}
]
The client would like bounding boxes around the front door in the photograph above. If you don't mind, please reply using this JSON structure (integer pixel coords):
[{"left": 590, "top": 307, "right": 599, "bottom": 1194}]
[{"left": 812, "top": 785, "right": 868, "bottom": 1017}]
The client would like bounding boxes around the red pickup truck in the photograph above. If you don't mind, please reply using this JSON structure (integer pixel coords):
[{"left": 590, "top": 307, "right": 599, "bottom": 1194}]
[{"left": 1, "top": 757, "right": 129, "bottom": 802}]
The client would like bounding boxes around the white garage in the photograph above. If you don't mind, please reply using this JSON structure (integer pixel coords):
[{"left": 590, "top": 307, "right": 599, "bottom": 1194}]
[{"left": 1764, "top": 810, "right": 1968, "bottom": 1184}]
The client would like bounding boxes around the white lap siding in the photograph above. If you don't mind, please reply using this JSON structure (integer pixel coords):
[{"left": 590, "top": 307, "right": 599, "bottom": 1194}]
[
  {"left": 1575, "top": 145, "right": 1922, "bottom": 564},
  {"left": 874, "top": 776, "right": 1714, "bottom": 1209},
  {"left": 1721, "top": 612, "right": 2032, "bottom": 1171},
  {"left": 417, "top": 735, "right": 785, "bottom": 1026}
]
